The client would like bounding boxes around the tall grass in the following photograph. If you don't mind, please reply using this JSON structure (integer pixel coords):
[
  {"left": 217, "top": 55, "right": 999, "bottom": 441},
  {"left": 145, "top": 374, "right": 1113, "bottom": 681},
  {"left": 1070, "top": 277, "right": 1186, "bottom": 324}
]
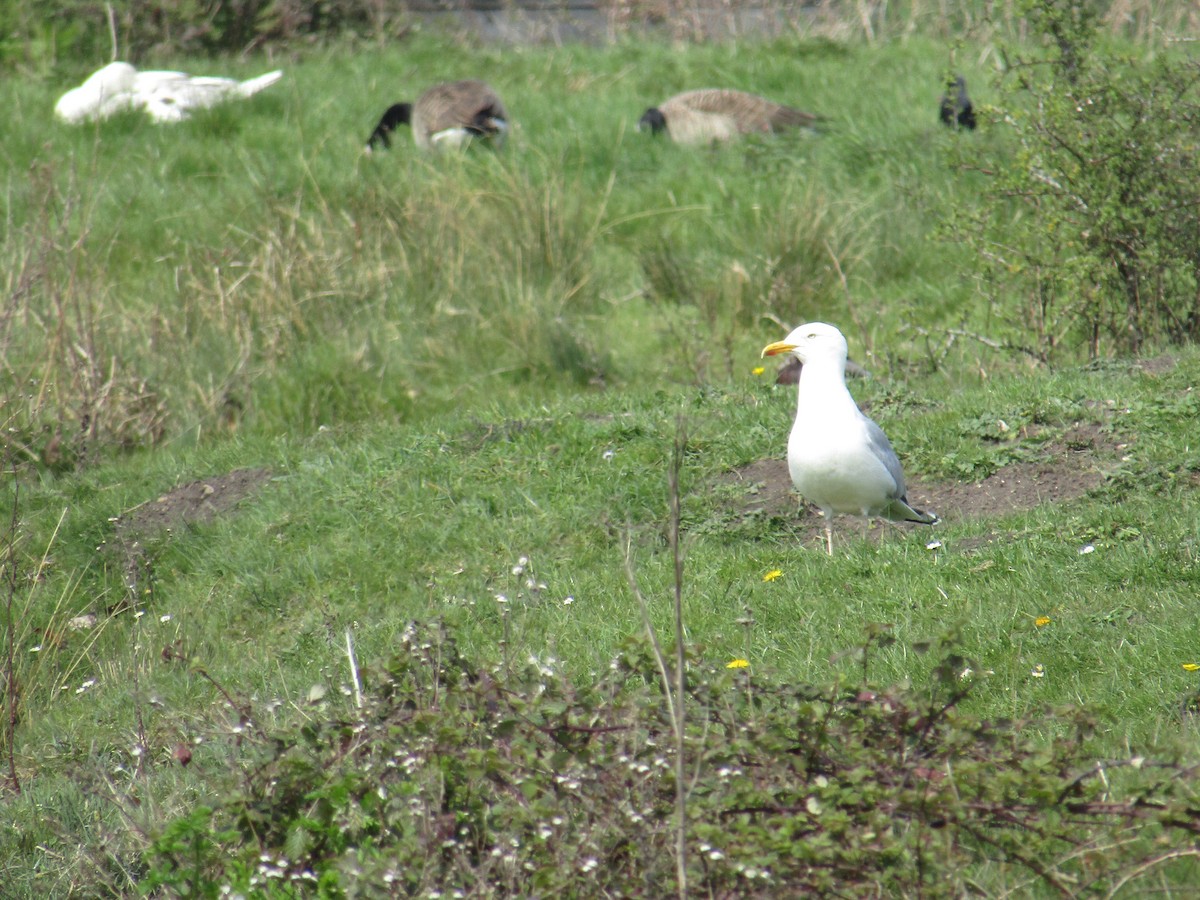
[{"left": 3, "top": 35, "right": 1000, "bottom": 463}]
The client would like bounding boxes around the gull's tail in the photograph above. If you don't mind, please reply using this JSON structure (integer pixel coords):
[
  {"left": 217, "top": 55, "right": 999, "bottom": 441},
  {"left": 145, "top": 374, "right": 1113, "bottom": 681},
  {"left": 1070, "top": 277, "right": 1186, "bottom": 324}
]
[{"left": 885, "top": 497, "right": 939, "bottom": 525}]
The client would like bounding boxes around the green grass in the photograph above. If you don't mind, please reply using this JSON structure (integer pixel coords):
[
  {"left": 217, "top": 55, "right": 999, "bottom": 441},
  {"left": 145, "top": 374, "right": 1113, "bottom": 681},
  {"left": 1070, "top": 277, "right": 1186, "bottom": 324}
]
[
  {"left": 3, "top": 25, "right": 1200, "bottom": 896},
  {"left": 21, "top": 357, "right": 1196, "bottom": 726},
  {"left": 4, "top": 34, "right": 997, "bottom": 453}
]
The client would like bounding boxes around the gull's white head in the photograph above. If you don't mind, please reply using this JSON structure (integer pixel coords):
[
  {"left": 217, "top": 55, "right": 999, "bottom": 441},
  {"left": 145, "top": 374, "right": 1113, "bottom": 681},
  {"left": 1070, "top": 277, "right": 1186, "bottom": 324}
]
[{"left": 760, "top": 322, "right": 848, "bottom": 364}]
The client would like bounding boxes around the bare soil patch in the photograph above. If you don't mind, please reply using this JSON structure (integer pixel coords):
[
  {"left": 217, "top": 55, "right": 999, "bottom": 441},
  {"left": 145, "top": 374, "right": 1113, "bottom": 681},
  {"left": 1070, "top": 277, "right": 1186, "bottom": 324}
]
[
  {"left": 114, "top": 467, "right": 274, "bottom": 539},
  {"left": 106, "top": 467, "right": 274, "bottom": 605}
]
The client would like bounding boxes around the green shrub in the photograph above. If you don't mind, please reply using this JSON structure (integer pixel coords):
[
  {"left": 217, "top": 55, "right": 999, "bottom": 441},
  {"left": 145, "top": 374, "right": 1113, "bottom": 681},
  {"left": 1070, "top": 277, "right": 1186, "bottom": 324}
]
[
  {"left": 142, "top": 622, "right": 1200, "bottom": 896},
  {"left": 960, "top": 0, "right": 1200, "bottom": 360}
]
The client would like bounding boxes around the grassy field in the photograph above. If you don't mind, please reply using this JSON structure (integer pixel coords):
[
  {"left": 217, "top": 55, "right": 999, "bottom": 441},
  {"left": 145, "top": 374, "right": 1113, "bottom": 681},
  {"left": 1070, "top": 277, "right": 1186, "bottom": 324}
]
[{"left": 3, "top": 20, "right": 1200, "bottom": 896}]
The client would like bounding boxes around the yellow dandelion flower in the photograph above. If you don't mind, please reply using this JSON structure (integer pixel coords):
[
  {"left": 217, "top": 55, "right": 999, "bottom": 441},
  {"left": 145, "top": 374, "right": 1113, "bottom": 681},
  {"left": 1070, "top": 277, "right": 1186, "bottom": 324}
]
[
  {"left": 1034, "top": 616, "right": 1051, "bottom": 627},
  {"left": 751, "top": 366, "right": 765, "bottom": 376},
  {"left": 762, "top": 569, "right": 783, "bottom": 582},
  {"left": 726, "top": 659, "right": 750, "bottom": 669},
  {"left": 1183, "top": 663, "right": 1200, "bottom": 672}
]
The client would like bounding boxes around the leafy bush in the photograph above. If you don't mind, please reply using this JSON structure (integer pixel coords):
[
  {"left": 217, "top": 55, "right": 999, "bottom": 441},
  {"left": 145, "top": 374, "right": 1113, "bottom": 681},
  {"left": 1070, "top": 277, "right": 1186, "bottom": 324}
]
[
  {"left": 142, "top": 621, "right": 1200, "bottom": 896},
  {"left": 960, "top": 0, "right": 1200, "bottom": 360}
]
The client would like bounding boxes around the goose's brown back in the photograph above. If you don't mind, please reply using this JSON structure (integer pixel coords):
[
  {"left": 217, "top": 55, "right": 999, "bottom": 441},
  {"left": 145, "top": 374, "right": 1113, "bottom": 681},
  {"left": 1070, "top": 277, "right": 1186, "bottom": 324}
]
[
  {"left": 657, "top": 89, "right": 817, "bottom": 144},
  {"left": 412, "top": 80, "right": 508, "bottom": 149}
]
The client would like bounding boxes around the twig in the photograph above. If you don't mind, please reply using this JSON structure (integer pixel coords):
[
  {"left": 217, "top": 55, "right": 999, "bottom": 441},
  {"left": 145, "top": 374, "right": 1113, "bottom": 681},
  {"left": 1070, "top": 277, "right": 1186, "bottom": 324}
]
[
  {"left": 623, "top": 537, "right": 679, "bottom": 737},
  {"left": 825, "top": 239, "right": 869, "bottom": 358},
  {"left": 345, "top": 628, "right": 362, "bottom": 709},
  {"left": 667, "top": 415, "right": 689, "bottom": 900},
  {"left": 105, "top": 3, "right": 118, "bottom": 61},
  {"left": 1103, "top": 848, "right": 1200, "bottom": 900},
  {"left": 622, "top": 414, "right": 691, "bottom": 899},
  {"left": 2, "top": 464, "right": 21, "bottom": 794}
]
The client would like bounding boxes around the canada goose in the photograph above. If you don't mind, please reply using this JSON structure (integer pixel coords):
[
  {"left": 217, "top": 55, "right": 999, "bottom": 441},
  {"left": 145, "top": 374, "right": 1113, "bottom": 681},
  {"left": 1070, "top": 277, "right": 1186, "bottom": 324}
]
[
  {"left": 938, "top": 75, "right": 976, "bottom": 130},
  {"left": 638, "top": 89, "right": 820, "bottom": 145},
  {"left": 364, "top": 80, "right": 509, "bottom": 153},
  {"left": 761, "top": 323, "right": 936, "bottom": 555},
  {"left": 55, "top": 61, "right": 283, "bottom": 124}
]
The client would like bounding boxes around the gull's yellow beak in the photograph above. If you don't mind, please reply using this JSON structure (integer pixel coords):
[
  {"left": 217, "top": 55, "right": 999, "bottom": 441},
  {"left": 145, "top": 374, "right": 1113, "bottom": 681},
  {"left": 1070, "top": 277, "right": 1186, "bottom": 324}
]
[{"left": 761, "top": 341, "right": 796, "bottom": 358}]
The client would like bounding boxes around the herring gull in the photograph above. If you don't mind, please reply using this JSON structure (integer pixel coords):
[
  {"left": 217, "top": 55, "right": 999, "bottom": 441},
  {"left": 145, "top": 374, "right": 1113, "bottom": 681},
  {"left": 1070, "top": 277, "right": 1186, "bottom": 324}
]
[{"left": 761, "top": 322, "right": 937, "bottom": 555}]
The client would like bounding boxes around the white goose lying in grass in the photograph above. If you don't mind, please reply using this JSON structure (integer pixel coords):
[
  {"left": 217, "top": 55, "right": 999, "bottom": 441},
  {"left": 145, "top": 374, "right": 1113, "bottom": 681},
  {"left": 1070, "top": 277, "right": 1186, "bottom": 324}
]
[{"left": 55, "top": 61, "right": 284, "bottom": 124}]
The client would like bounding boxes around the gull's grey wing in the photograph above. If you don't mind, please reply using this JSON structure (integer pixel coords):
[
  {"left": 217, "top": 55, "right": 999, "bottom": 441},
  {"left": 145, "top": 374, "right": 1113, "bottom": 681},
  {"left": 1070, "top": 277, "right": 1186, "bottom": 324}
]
[
  {"left": 864, "top": 414, "right": 939, "bottom": 524},
  {"left": 863, "top": 415, "right": 906, "bottom": 499}
]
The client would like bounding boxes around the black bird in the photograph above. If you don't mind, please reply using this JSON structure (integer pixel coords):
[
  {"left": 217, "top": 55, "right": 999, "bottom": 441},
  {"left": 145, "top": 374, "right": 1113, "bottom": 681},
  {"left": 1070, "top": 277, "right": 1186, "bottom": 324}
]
[{"left": 938, "top": 75, "right": 976, "bottom": 130}]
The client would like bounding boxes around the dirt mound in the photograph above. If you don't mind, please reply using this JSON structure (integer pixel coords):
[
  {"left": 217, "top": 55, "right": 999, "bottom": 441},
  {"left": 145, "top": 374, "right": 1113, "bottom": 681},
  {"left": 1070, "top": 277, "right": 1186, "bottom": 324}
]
[
  {"left": 107, "top": 467, "right": 273, "bottom": 606},
  {"left": 114, "top": 467, "right": 274, "bottom": 539},
  {"left": 722, "top": 423, "right": 1116, "bottom": 551}
]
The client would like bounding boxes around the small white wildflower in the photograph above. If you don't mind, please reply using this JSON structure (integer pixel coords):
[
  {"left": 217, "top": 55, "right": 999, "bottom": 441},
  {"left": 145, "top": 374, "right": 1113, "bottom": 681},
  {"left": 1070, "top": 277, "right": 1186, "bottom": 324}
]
[
  {"left": 602, "top": 449, "right": 614, "bottom": 461},
  {"left": 518, "top": 556, "right": 529, "bottom": 567},
  {"left": 511, "top": 565, "right": 524, "bottom": 576},
  {"left": 1031, "top": 664, "right": 1046, "bottom": 678},
  {"left": 75, "top": 679, "right": 97, "bottom": 694},
  {"left": 160, "top": 614, "right": 172, "bottom": 623},
  {"left": 495, "top": 594, "right": 508, "bottom": 604},
  {"left": 581, "top": 858, "right": 598, "bottom": 874},
  {"left": 563, "top": 596, "right": 575, "bottom": 605},
  {"left": 29, "top": 645, "right": 41, "bottom": 653},
  {"left": 1078, "top": 544, "right": 1095, "bottom": 555},
  {"left": 926, "top": 540, "right": 942, "bottom": 551},
  {"left": 133, "top": 610, "right": 146, "bottom": 620}
]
